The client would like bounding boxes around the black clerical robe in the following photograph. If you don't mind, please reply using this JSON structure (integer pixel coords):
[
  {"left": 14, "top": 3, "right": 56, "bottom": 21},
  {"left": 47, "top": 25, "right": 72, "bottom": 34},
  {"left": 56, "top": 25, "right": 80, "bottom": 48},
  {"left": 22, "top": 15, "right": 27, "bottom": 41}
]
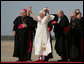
[
  {"left": 54, "top": 15, "right": 70, "bottom": 59},
  {"left": 70, "top": 17, "right": 83, "bottom": 59},
  {"left": 13, "top": 16, "right": 29, "bottom": 60},
  {"left": 13, "top": 15, "right": 36, "bottom": 61},
  {"left": 24, "top": 16, "right": 37, "bottom": 60}
]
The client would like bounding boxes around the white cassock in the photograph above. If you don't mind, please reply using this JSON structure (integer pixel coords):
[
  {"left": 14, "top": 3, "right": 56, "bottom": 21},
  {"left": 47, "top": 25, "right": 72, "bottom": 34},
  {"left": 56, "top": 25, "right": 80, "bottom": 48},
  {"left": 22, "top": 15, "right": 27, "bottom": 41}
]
[{"left": 34, "top": 14, "right": 55, "bottom": 56}]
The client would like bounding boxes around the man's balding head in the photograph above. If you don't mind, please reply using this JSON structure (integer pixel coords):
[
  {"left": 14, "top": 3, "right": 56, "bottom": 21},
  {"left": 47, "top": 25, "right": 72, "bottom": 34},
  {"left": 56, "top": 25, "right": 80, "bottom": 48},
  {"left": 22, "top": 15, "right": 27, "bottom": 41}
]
[{"left": 57, "top": 10, "right": 64, "bottom": 18}]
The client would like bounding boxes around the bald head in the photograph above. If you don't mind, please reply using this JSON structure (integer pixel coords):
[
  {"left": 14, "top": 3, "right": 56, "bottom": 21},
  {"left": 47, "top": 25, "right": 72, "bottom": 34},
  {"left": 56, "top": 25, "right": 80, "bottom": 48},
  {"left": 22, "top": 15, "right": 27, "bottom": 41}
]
[{"left": 57, "top": 10, "right": 64, "bottom": 18}]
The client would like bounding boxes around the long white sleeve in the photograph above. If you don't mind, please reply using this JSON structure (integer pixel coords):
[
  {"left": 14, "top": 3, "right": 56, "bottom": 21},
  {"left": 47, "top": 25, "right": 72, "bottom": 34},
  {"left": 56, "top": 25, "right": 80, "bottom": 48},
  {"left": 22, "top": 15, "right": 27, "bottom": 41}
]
[{"left": 50, "top": 15, "right": 55, "bottom": 21}]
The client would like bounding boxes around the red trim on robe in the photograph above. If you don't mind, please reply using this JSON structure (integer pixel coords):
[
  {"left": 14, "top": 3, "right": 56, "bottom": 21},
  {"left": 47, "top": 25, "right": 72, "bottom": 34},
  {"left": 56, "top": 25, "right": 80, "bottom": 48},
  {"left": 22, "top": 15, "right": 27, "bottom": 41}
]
[
  {"left": 27, "top": 31, "right": 32, "bottom": 53},
  {"left": 48, "top": 27, "right": 51, "bottom": 39},
  {"left": 18, "top": 24, "right": 24, "bottom": 29},
  {"left": 48, "top": 27, "right": 50, "bottom": 33},
  {"left": 51, "top": 21, "right": 57, "bottom": 24},
  {"left": 80, "top": 38, "right": 83, "bottom": 56}
]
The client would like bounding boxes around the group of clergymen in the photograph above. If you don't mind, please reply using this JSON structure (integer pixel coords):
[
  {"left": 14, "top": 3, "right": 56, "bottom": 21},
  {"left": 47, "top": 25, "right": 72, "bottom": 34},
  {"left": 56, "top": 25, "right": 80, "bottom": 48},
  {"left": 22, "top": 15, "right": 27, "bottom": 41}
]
[{"left": 12, "top": 6, "right": 83, "bottom": 62}]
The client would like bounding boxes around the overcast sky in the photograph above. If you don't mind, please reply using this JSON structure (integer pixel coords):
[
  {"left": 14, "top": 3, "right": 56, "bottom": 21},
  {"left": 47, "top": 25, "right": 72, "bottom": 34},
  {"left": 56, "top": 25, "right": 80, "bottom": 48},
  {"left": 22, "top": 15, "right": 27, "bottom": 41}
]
[{"left": 1, "top": 1, "right": 83, "bottom": 36}]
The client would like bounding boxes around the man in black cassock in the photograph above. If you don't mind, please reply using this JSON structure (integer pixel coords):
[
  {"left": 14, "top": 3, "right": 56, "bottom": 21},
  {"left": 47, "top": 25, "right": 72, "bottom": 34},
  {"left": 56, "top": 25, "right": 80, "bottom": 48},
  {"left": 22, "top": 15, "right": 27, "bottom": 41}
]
[
  {"left": 70, "top": 12, "right": 83, "bottom": 61},
  {"left": 53, "top": 10, "right": 70, "bottom": 61},
  {"left": 25, "top": 9, "right": 37, "bottom": 61},
  {"left": 13, "top": 9, "right": 36, "bottom": 61},
  {"left": 13, "top": 9, "right": 28, "bottom": 61},
  {"left": 74, "top": 9, "right": 83, "bottom": 60}
]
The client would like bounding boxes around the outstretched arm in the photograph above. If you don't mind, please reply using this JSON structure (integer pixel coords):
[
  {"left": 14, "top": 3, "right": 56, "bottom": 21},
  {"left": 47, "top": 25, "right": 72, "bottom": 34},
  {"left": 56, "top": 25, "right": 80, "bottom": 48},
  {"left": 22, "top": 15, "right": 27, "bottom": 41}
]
[{"left": 31, "top": 14, "right": 38, "bottom": 22}]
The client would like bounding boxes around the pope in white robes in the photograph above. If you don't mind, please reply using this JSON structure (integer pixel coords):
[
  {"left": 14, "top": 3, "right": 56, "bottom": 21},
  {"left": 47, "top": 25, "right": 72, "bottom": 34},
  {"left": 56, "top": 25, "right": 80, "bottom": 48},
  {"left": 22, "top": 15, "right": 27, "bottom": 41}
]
[{"left": 34, "top": 8, "right": 54, "bottom": 61}]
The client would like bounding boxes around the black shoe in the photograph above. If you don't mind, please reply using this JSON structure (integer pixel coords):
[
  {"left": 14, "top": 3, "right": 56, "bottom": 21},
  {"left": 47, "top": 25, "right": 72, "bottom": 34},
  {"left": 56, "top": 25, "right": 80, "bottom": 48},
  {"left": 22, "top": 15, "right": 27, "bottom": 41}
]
[
  {"left": 44, "top": 59, "right": 48, "bottom": 61},
  {"left": 18, "top": 59, "right": 26, "bottom": 61},
  {"left": 44, "top": 58, "right": 49, "bottom": 61},
  {"left": 17, "top": 60, "right": 25, "bottom": 61},
  {"left": 44, "top": 57, "right": 50, "bottom": 61},
  {"left": 27, "top": 59, "right": 32, "bottom": 61}
]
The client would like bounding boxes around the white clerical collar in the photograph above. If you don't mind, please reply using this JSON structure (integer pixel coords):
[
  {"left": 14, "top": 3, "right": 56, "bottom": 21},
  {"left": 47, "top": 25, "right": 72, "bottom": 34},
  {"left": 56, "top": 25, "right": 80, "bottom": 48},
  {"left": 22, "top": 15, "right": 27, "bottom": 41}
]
[{"left": 57, "top": 17, "right": 61, "bottom": 23}]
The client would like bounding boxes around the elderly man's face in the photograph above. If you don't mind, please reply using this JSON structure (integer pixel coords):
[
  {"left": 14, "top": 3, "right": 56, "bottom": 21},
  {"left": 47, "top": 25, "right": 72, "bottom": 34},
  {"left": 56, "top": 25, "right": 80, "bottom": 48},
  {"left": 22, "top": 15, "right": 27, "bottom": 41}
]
[
  {"left": 40, "top": 12, "right": 44, "bottom": 19},
  {"left": 57, "top": 11, "right": 62, "bottom": 18},
  {"left": 20, "top": 11, "right": 26, "bottom": 17}
]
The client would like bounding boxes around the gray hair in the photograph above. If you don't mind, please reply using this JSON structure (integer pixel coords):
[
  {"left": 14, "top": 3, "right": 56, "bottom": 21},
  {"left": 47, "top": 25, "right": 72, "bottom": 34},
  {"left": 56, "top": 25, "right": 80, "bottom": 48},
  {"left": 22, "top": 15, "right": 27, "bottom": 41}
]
[
  {"left": 58, "top": 10, "right": 64, "bottom": 15},
  {"left": 61, "top": 10, "right": 64, "bottom": 15}
]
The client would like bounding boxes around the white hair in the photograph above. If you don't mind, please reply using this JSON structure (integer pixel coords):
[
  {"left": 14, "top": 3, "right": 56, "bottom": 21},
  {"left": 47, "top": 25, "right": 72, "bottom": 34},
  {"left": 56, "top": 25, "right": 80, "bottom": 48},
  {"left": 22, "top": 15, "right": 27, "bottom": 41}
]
[
  {"left": 39, "top": 10, "right": 45, "bottom": 15},
  {"left": 42, "top": 8, "right": 49, "bottom": 11}
]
